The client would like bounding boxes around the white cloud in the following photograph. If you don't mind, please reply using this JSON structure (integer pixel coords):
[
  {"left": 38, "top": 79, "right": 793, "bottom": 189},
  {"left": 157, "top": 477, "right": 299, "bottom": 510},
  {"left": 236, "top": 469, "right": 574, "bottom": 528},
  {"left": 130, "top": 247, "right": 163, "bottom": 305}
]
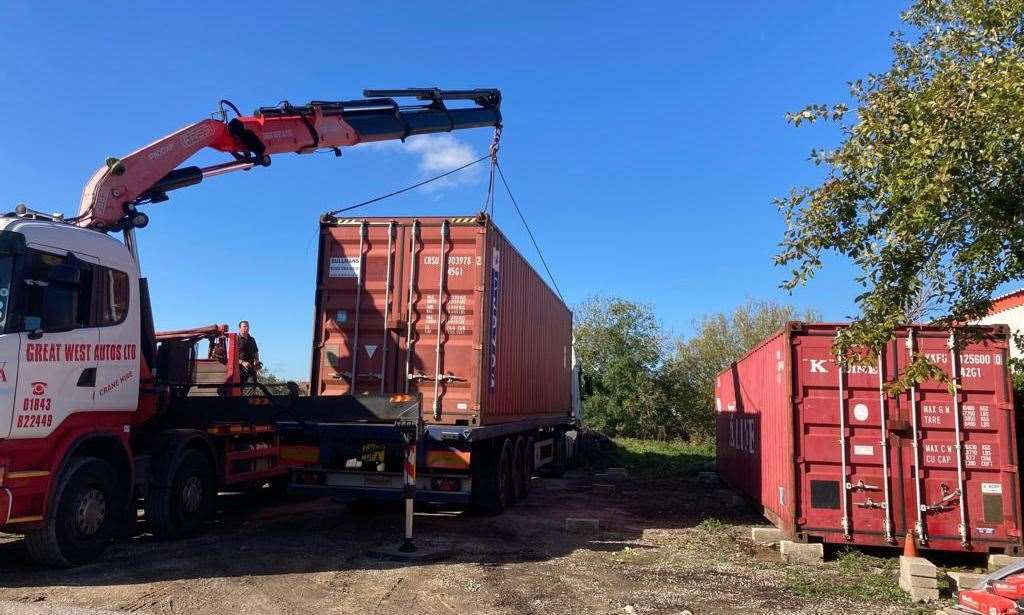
[{"left": 364, "top": 133, "right": 482, "bottom": 193}]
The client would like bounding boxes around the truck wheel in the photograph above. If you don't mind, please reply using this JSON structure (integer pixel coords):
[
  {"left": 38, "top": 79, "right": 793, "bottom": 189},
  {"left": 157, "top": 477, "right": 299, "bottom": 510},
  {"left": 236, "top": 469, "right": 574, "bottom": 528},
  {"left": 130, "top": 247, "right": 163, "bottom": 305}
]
[
  {"left": 503, "top": 439, "right": 519, "bottom": 506},
  {"left": 25, "top": 456, "right": 123, "bottom": 567},
  {"left": 471, "top": 440, "right": 513, "bottom": 515},
  {"left": 146, "top": 449, "right": 216, "bottom": 539},
  {"left": 512, "top": 436, "right": 528, "bottom": 502}
]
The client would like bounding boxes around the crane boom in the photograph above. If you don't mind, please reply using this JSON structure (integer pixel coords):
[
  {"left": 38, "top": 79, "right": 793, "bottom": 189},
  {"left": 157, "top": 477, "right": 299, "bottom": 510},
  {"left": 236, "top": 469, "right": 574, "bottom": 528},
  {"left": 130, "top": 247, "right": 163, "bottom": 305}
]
[{"left": 77, "top": 88, "right": 501, "bottom": 230}]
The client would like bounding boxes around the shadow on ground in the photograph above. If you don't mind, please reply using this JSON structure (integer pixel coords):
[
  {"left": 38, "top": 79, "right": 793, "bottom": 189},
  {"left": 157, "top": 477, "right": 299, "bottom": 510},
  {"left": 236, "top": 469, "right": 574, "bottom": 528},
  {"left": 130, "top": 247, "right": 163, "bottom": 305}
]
[{"left": 0, "top": 455, "right": 760, "bottom": 591}]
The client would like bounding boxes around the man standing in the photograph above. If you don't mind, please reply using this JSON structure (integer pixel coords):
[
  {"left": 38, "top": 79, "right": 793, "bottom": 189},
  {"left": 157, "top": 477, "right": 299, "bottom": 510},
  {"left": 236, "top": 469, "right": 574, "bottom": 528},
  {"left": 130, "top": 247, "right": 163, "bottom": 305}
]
[{"left": 237, "top": 320, "right": 261, "bottom": 384}]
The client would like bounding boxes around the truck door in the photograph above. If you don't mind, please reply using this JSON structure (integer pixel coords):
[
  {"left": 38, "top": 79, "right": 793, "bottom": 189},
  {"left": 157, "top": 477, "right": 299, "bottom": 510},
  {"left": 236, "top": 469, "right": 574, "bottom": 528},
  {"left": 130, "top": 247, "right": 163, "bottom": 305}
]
[
  {"left": 92, "top": 264, "right": 138, "bottom": 411},
  {"left": 0, "top": 250, "right": 19, "bottom": 438},
  {"left": 9, "top": 247, "right": 98, "bottom": 438}
]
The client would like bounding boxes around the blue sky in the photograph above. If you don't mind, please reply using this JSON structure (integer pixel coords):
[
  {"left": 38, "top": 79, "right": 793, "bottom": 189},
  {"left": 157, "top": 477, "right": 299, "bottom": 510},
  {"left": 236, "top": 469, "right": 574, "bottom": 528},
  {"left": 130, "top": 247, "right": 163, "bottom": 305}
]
[{"left": 1, "top": 3, "right": 911, "bottom": 378}]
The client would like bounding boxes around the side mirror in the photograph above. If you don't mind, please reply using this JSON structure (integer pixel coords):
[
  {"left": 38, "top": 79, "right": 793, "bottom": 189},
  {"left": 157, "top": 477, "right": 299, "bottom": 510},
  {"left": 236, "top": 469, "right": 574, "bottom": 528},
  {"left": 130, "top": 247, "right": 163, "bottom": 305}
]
[{"left": 40, "top": 264, "right": 80, "bottom": 332}]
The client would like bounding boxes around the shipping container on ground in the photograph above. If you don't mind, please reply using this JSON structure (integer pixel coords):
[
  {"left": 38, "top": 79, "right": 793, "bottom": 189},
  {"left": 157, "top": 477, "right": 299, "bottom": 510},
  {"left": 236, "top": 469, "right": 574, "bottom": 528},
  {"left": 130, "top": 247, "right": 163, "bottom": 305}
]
[
  {"left": 289, "top": 213, "right": 580, "bottom": 513},
  {"left": 715, "top": 322, "right": 1022, "bottom": 555}
]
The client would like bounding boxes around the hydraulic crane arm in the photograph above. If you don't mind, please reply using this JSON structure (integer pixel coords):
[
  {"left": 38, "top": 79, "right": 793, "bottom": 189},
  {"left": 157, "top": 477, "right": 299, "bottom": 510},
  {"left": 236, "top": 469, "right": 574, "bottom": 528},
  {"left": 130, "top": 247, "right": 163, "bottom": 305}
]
[{"left": 77, "top": 88, "right": 501, "bottom": 230}]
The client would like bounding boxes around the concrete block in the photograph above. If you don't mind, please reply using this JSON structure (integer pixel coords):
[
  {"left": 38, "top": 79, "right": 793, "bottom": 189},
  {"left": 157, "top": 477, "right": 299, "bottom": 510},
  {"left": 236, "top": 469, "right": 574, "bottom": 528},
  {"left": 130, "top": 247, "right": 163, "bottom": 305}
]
[
  {"left": 988, "top": 554, "right": 1024, "bottom": 571},
  {"left": 592, "top": 483, "right": 616, "bottom": 496},
  {"left": 946, "top": 571, "right": 986, "bottom": 591},
  {"left": 779, "top": 540, "right": 823, "bottom": 565},
  {"left": 606, "top": 467, "right": 628, "bottom": 478},
  {"left": 904, "top": 585, "right": 940, "bottom": 603},
  {"left": 900, "top": 571, "right": 938, "bottom": 589},
  {"left": 564, "top": 517, "right": 600, "bottom": 534},
  {"left": 750, "top": 527, "right": 785, "bottom": 545},
  {"left": 900, "top": 556, "right": 937, "bottom": 578}
]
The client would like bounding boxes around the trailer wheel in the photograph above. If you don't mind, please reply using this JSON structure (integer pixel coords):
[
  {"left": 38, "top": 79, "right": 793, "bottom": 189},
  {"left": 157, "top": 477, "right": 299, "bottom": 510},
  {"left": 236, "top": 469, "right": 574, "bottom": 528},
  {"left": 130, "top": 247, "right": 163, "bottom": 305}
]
[
  {"left": 146, "top": 449, "right": 216, "bottom": 539},
  {"left": 512, "top": 436, "right": 528, "bottom": 502},
  {"left": 472, "top": 440, "right": 513, "bottom": 515},
  {"left": 25, "top": 456, "right": 123, "bottom": 567}
]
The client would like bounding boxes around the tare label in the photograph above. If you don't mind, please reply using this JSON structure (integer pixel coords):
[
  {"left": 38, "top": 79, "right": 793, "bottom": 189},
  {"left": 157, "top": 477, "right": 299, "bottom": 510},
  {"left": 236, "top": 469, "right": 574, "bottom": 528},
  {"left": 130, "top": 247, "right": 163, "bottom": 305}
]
[{"left": 329, "top": 256, "right": 361, "bottom": 278}]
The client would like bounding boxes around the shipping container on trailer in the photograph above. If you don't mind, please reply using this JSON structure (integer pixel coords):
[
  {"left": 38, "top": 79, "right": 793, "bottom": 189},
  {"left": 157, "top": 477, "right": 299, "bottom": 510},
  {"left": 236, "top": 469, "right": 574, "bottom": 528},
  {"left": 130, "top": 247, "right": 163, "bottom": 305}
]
[
  {"left": 289, "top": 212, "right": 579, "bottom": 514},
  {"left": 715, "top": 322, "right": 1022, "bottom": 555},
  {"left": 310, "top": 213, "right": 573, "bottom": 426}
]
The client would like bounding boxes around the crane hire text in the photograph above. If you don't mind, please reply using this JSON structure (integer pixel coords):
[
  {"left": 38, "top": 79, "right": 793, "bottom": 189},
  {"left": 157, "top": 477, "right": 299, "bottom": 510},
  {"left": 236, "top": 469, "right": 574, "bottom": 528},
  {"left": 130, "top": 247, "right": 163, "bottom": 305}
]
[{"left": 25, "top": 342, "right": 138, "bottom": 362}]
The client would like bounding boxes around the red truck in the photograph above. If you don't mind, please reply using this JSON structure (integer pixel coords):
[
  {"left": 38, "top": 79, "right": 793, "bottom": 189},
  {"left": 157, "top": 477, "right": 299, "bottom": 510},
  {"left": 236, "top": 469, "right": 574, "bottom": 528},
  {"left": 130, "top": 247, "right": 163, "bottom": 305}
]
[{"left": 0, "top": 88, "right": 581, "bottom": 567}]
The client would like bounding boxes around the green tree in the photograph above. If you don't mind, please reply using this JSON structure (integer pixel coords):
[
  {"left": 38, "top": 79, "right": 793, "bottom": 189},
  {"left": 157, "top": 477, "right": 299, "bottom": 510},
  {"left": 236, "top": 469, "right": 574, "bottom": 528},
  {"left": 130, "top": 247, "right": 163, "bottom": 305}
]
[
  {"left": 573, "top": 296, "right": 673, "bottom": 438},
  {"left": 776, "top": 0, "right": 1024, "bottom": 367},
  {"left": 665, "top": 300, "right": 820, "bottom": 439}
]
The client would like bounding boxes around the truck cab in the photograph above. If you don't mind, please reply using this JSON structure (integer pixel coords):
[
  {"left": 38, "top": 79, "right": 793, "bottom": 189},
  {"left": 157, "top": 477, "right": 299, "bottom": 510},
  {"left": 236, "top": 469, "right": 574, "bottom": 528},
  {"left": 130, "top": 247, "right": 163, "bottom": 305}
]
[{"left": 0, "top": 216, "right": 142, "bottom": 442}]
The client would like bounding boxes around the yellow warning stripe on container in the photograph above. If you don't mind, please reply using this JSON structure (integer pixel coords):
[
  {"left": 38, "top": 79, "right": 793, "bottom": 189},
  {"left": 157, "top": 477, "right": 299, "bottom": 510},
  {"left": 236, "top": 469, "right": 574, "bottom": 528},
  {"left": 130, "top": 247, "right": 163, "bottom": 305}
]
[{"left": 331, "top": 217, "right": 479, "bottom": 226}]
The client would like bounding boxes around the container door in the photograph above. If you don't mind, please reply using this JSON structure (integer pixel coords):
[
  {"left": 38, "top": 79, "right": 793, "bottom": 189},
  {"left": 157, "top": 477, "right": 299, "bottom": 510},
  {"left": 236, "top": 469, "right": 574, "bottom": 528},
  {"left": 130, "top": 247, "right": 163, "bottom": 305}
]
[
  {"left": 793, "top": 330, "right": 899, "bottom": 544},
  {"left": 315, "top": 220, "right": 402, "bottom": 396},
  {"left": 402, "top": 219, "right": 481, "bottom": 424},
  {"left": 900, "top": 329, "right": 1020, "bottom": 551}
]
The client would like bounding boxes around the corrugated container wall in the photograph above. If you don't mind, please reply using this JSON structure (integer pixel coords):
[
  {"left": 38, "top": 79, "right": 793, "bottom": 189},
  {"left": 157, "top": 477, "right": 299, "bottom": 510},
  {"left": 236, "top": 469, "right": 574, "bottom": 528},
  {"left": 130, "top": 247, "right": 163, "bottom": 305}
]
[
  {"left": 715, "top": 322, "right": 1022, "bottom": 555},
  {"left": 311, "top": 214, "right": 573, "bottom": 427}
]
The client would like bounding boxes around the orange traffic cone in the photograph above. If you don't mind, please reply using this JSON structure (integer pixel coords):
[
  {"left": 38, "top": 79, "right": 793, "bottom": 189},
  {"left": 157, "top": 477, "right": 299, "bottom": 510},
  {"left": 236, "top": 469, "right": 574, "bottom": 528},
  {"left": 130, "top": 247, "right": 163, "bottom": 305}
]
[{"left": 903, "top": 533, "right": 919, "bottom": 558}]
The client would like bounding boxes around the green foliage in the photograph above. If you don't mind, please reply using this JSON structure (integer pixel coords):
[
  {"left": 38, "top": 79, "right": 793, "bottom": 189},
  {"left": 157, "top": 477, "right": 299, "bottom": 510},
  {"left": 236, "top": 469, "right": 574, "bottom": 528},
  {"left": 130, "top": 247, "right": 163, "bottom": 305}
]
[
  {"left": 574, "top": 296, "right": 673, "bottom": 438},
  {"left": 666, "top": 300, "right": 820, "bottom": 439},
  {"left": 600, "top": 436, "right": 715, "bottom": 476},
  {"left": 776, "top": 0, "right": 1024, "bottom": 363},
  {"left": 574, "top": 296, "right": 816, "bottom": 439}
]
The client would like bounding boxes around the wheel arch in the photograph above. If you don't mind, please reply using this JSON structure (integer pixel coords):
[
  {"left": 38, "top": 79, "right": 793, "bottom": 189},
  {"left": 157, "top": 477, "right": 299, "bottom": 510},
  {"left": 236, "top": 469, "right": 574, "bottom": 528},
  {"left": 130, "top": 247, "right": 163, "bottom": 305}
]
[{"left": 51, "top": 433, "right": 133, "bottom": 508}]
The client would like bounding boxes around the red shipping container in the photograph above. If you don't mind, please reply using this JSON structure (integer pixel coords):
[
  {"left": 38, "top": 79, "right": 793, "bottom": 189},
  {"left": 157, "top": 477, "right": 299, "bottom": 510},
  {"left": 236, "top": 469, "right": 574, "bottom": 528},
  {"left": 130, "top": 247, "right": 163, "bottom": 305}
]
[
  {"left": 715, "top": 322, "right": 1022, "bottom": 554},
  {"left": 310, "top": 214, "right": 573, "bottom": 427}
]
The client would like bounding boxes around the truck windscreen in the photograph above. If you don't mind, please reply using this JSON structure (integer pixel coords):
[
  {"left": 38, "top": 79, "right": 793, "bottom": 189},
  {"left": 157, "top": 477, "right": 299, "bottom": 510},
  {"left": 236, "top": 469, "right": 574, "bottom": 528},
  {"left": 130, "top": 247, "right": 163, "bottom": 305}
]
[{"left": 0, "top": 254, "right": 12, "bottom": 333}]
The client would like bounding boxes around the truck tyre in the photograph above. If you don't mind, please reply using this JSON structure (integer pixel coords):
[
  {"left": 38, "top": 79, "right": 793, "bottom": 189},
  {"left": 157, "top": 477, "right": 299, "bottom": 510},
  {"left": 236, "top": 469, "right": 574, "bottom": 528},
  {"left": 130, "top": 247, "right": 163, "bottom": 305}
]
[
  {"left": 502, "top": 438, "right": 519, "bottom": 506},
  {"left": 512, "top": 436, "right": 528, "bottom": 502},
  {"left": 25, "top": 456, "right": 123, "bottom": 567},
  {"left": 471, "top": 440, "right": 513, "bottom": 516},
  {"left": 146, "top": 449, "right": 216, "bottom": 539}
]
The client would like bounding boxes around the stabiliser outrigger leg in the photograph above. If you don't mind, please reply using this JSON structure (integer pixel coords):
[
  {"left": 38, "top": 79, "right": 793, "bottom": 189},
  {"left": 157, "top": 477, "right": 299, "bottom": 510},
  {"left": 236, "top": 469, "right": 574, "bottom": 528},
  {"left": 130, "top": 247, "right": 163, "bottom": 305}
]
[{"left": 395, "top": 415, "right": 423, "bottom": 553}]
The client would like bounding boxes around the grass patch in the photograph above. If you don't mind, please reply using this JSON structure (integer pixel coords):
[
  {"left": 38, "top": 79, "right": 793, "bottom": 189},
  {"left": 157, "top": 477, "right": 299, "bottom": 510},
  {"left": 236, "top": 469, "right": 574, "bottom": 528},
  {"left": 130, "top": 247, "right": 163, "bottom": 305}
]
[
  {"left": 591, "top": 436, "right": 715, "bottom": 477},
  {"left": 696, "top": 517, "right": 728, "bottom": 533},
  {"left": 782, "top": 547, "right": 913, "bottom": 607}
]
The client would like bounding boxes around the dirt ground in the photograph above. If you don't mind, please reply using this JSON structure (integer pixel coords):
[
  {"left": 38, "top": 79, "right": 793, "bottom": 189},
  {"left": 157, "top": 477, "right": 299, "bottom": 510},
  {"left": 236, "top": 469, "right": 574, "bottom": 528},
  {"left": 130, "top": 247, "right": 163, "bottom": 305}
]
[{"left": 0, "top": 465, "right": 947, "bottom": 615}]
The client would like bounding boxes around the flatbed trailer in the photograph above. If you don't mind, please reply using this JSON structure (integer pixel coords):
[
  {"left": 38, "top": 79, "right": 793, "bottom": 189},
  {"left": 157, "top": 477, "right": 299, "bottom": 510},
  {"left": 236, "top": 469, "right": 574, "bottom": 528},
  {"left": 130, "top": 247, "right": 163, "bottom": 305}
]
[{"left": 286, "top": 214, "right": 581, "bottom": 516}]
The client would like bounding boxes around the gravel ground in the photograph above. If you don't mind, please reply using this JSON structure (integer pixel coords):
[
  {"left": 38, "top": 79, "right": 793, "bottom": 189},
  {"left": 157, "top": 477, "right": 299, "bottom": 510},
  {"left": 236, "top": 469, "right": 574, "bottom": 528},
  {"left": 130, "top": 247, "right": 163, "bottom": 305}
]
[{"left": 0, "top": 469, "right": 942, "bottom": 614}]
